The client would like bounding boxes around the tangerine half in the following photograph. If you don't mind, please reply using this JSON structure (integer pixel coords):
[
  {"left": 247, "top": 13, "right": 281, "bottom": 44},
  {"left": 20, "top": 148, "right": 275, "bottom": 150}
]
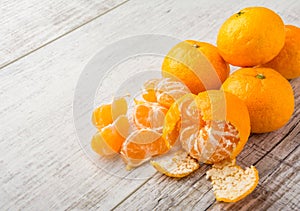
[{"left": 163, "top": 90, "right": 250, "bottom": 164}]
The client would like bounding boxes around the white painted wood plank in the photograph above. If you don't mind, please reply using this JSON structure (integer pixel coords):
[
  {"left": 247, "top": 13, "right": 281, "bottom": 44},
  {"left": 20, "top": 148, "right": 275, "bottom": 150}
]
[
  {"left": 0, "top": 0, "right": 127, "bottom": 68},
  {"left": 0, "top": 0, "right": 299, "bottom": 210}
]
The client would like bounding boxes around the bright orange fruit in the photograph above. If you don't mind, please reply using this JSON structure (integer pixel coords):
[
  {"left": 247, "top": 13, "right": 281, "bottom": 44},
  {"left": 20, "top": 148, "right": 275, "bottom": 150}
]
[
  {"left": 162, "top": 40, "right": 230, "bottom": 94},
  {"left": 163, "top": 90, "right": 250, "bottom": 164},
  {"left": 221, "top": 67, "right": 294, "bottom": 133},
  {"left": 262, "top": 25, "right": 300, "bottom": 79},
  {"left": 217, "top": 7, "right": 285, "bottom": 66}
]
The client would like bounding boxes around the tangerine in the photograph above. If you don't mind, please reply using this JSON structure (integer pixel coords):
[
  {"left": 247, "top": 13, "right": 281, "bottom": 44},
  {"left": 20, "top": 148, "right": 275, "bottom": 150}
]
[
  {"left": 262, "top": 25, "right": 300, "bottom": 79},
  {"left": 217, "top": 7, "right": 285, "bottom": 66},
  {"left": 163, "top": 90, "right": 251, "bottom": 164},
  {"left": 162, "top": 40, "right": 229, "bottom": 94},
  {"left": 221, "top": 67, "right": 294, "bottom": 133}
]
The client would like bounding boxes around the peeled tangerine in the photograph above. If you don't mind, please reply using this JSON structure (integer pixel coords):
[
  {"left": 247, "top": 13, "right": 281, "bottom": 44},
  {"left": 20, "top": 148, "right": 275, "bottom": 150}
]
[
  {"left": 206, "top": 159, "right": 259, "bottom": 202},
  {"left": 163, "top": 90, "right": 251, "bottom": 164}
]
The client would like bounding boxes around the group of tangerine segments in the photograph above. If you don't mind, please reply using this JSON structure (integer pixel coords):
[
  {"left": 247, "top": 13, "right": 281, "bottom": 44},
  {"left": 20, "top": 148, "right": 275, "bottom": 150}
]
[
  {"left": 91, "top": 77, "right": 191, "bottom": 169},
  {"left": 91, "top": 78, "right": 259, "bottom": 202},
  {"left": 91, "top": 76, "right": 250, "bottom": 168}
]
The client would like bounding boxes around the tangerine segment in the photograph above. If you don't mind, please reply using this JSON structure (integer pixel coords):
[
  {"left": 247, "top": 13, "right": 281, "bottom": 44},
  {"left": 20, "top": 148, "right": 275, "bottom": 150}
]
[
  {"left": 133, "top": 102, "right": 168, "bottom": 132},
  {"left": 91, "top": 115, "right": 130, "bottom": 156},
  {"left": 206, "top": 159, "right": 259, "bottom": 202},
  {"left": 92, "top": 104, "right": 112, "bottom": 129},
  {"left": 162, "top": 93, "right": 197, "bottom": 148},
  {"left": 142, "top": 78, "right": 190, "bottom": 108},
  {"left": 151, "top": 150, "right": 200, "bottom": 178},
  {"left": 120, "top": 129, "right": 169, "bottom": 168},
  {"left": 92, "top": 97, "right": 127, "bottom": 129},
  {"left": 163, "top": 91, "right": 250, "bottom": 164},
  {"left": 142, "top": 78, "right": 159, "bottom": 102},
  {"left": 155, "top": 78, "right": 190, "bottom": 108},
  {"left": 194, "top": 90, "right": 251, "bottom": 160}
]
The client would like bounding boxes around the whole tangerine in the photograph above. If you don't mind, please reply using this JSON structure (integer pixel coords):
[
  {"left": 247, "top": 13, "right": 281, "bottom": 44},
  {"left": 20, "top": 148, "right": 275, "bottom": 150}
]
[
  {"left": 162, "top": 40, "right": 229, "bottom": 94},
  {"left": 262, "top": 25, "right": 300, "bottom": 79},
  {"left": 221, "top": 67, "right": 294, "bottom": 133},
  {"left": 217, "top": 7, "right": 285, "bottom": 67}
]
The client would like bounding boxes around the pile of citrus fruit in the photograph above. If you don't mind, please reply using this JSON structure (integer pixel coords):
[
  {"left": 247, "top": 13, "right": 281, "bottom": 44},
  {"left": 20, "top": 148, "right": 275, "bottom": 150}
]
[{"left": 90, "top": 6, "right": 298, "bottom": 202}]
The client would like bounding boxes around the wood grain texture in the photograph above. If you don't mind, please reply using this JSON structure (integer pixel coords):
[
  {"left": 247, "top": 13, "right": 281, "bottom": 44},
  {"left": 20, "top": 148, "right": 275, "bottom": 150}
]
[
  {"left": 0, "top": 0, "right": 299, "bottom": 210},
  {"left": 115, "top": 77, "right": 300, "bottom": 211},
  {"left": 0, "top": 0, "right": 128, "bottom": 69}
]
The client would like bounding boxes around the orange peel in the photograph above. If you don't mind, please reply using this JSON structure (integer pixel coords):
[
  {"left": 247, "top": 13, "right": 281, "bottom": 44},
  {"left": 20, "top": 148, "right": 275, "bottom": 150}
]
[
  {"left": 151, "top": 150, "right": 200, "bottom": 178},
  {"left": 206, "top": 159, "right": 259, "bottom": 202}
]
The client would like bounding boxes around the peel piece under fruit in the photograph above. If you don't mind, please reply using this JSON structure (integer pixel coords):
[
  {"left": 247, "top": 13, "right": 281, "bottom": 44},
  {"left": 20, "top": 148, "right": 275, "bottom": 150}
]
[
  {"left": 206, "top": 159, "right": 259, "bottom": 202},
  {"left": 151, "top": 150, "right": 200, "bottom": 178}
]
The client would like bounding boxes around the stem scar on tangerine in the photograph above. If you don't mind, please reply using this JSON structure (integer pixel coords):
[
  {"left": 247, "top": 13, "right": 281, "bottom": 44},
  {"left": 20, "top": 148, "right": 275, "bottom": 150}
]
[{"left": 256, "top": 73, "right": 266, "bottom": 79}]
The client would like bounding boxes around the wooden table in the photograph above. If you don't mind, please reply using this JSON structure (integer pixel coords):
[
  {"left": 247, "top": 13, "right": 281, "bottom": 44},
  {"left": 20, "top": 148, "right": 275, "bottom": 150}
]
[{"left": 1, "top": 0, "right": 299, "bottom": 210}]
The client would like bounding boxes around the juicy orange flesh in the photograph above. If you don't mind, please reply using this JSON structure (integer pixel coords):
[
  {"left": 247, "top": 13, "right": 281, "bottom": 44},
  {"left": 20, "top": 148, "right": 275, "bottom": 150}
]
[
  {"left": 102, "top": 125, "right": 126, "bottom": 152},
  {"left": 91, "top": 124, "right": 126, "bottom": 156},
  {"left": 142, "top": 78, "right": 159, "bottom": 102},
  {"left": 142, "top": 90, "right": 157, "bottom": 102},
  {"left": 133, "top": 102, "right": 168, "bottom": 132},
  {"left": 92, "top": 97, "right": 128, "bottom": 130},
  {"left": 91, "top": 132, "right": 114, "bottom": 156},
  {"left": 92, "top": 104, "right": 113, "bottom": 129},
  {"left": 188, "top": 120, "right": 240, "bottom": 164},
  {"left": 142, "top": 78, "right": 190, "bottom": 108},
  {"left": 120, "top": 129, "right": 169, "bottom": 167},
  {"left": 122, "top": 136, "right": 168, "bottom": 159},
  {"left": 134, "top": 104, "right": 151, "bottom": 128},
  {"left": 91, "top": 111, "right": 130, "bottom": 157},
  {"left": 165, "top": 94, "right": 241, "bottom": 164}
]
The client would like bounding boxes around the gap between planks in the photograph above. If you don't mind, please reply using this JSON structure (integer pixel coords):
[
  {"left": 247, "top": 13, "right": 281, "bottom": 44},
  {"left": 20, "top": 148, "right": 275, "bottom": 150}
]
[{"left": 0, "top": 0, "right": 130, "bottom": 71}]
